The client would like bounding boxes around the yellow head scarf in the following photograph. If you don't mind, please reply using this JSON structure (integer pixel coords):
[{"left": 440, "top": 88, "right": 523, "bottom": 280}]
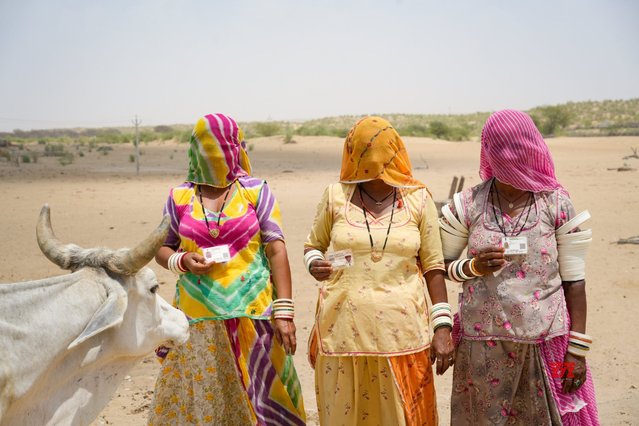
[{"left": 340, "top": 116, "right": 424, "bottom": 188}]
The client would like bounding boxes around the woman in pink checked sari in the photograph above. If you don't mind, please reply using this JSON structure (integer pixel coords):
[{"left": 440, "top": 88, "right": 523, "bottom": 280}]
[{"left": 441, "top": 110, "right": 599, "bottom": 425}]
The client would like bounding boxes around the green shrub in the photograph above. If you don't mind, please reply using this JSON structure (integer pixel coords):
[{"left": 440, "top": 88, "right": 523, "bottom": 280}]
[
  {"left": 429, "top": 121, "right": 450, "bottom": 139},
  {"left": 254, "top": 122, "right": 282, "bottom": 137},
  {"left": 530, "top": 105, "right": 572, "bottom": 137},
  {"left": 58, "top": 152, "right": 74, "bottom": 166},
  {"left": 129, "top": 154, "right": 135, "bottom": 163},
  {"left": 154, "top": 125, "right": 174, "bottom": 133},
  {"left": 44, "top": 144, "right": 66, "bottom": 157},
  {"left": 283, "top": 125, "right": 295, "bottom": 144},
  {"left": 398, "top": 123, "right": 430, "bottom": 137},
  {"left": 21, "top": 154, "right": 31, "bottom": 163}
]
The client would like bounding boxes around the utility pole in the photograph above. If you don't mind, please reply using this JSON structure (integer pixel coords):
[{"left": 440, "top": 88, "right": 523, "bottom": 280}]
[{"left": 133, "top": 115, "right": 141, "bottom": 175}]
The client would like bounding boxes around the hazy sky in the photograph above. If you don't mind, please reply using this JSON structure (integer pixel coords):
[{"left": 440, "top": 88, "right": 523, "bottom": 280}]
[{"left": 1, "top": 0, "right": 637, "bottom": 131}]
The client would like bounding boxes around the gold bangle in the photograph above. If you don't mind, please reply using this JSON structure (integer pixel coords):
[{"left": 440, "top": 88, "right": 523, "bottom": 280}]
[{"left": 469, "top": 258, "right": 484, "bottom": 276}]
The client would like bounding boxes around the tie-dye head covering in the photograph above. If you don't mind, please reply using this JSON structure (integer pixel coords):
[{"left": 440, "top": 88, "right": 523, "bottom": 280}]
[
  {"left": 339, "top": 116, "right": 424, "bottom": 188},
  {"left": 480, "top": 109, "right": 563, "bottom": 193},
  {"left": 186, "top": 113, "right": 251, "bottom": 188}
]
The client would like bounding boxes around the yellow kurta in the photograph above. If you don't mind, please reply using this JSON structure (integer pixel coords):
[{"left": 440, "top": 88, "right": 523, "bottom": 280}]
[{"left": 305, "top": 183, "right": 444, "bottom": 356}]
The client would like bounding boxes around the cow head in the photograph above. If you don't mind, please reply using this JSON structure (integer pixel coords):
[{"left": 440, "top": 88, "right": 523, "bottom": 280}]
[{"left": 35, "top": 205, "right": 189, "bottom": 355}]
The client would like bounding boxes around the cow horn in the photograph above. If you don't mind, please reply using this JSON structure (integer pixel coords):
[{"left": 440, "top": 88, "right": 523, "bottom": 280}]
[
  {"left": 105, "top": 215, "right": 170, "bottom": 275},
  {"left": 36, "top": 204, "right": 77, "bottom": 270}
]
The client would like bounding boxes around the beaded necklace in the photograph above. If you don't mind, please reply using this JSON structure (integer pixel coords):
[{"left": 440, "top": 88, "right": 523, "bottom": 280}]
[
  {"left": 197, "top": 184, "right": 231, "bottom": 238},
  {"left": 358, "top": 184, "right": 396, "bottom": 262}
]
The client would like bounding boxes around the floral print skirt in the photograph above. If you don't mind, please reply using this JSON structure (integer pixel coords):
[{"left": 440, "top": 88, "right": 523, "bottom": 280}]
[
  {"left": 148, "top": 319, "right": 306, "bottom": 426},
  {"left": 314, "top": 349, "right": 437, "bottom": 426},
  {"left": 452, "top": 338, "right": 561, "bottom": 425}
]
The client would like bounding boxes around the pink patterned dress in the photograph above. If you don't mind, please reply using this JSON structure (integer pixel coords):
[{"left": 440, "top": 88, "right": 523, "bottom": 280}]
[{"left": 449, "top": 180, "right": 599, "bottom": 425}]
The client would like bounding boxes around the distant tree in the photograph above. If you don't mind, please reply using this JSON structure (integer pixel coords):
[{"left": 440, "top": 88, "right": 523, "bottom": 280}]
[
  {"left": 531, "top": 105, "right": 571, "bottom": 137},
  {"left": 429, "top": 121, "right": 450, "bottom": 139},
  {"left": 154, "top": 125, "right": 174, "bottom": 133}
]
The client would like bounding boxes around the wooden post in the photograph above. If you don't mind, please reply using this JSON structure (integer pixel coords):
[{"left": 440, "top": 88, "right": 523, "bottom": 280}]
[{"left": 133, "top": 115, "right": 141, "bottom": 175}]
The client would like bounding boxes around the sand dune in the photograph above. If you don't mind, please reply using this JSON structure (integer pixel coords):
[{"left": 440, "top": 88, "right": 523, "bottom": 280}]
[{"left": 1, "top": 135, "right": 638, "bottom": 425}]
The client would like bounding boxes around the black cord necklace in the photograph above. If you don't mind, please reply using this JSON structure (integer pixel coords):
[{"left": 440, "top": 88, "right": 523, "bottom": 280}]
[
  {"left": 359, "top": 185, "right": 396, "bottom": 262},
  {"left": 490, "top": 179, "right": 533, "bottom": 237},
  {"left": 359, "top": 185, "right": 395, "bottom": 206},
  {"left": 198, "top": 184, "right": 231, "bottom": 238}
]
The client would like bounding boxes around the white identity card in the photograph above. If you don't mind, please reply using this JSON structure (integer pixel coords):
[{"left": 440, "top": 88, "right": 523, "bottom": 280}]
[
  {"left": 327, "top": 249, "right": 354, "bottom": 270},
  {"left": 502, "top": 236, "right": 528, "bottom": 255},
  {"left": 202, "top": 245, "right": 231, "bottom": 263}
]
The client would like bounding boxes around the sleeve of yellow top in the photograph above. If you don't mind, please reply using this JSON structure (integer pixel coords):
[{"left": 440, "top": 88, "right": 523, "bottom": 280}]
[
  {"left": 304, "top": 185, "right": 332, "bottom": 252},
  {"left": 418, "top": 190, "right": 446, "bottom": 273},
  {"left": 256, "top": 181, "right": 285, "bottom": 243}
]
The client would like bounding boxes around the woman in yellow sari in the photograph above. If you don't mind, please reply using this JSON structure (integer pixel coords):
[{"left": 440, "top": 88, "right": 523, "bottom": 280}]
[{"left": 305, "top": 116, "right": 454, "bottom": 425}]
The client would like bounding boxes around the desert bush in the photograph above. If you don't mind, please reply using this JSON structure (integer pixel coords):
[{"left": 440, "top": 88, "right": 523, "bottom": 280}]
[
  {"left": 283, "top": 124, "right": 295, "bottom": 144},
  {"left": 21, "top": 154, "right": 31, "bottom": 163},
  {"left": 254, "top": 122, "right": 282, "bottom": 137},
  {"left": 429, "top": 121, "right": 450, "bottom": 139},
  {"left": 44, "top": 144, "right": 66, "bottom": 157},
  {"left": 531, "top": 105, "right": 572, "bottom": 137},
  {"left": 0, "top": 149, "right": 10, "bottom": 161},
  {"left": 58, "top": 152, "right": 74, "bottom": 166},
  {"left": 129, "top": 154, "right": 135, "bottom": 163},
  {"left": 397, "top": 123, "right": 430, "bottom": 137},
  {"left": 154, "top": 125, "right": 173, "bottom": 133}
]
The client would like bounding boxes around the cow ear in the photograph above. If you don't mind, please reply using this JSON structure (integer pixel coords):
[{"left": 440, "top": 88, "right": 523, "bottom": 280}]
[{"left": 67, "top": 284, "right": 128, "bottom": 349}]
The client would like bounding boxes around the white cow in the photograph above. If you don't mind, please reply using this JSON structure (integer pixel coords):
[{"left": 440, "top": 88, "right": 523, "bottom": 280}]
[{"left": 0, "top": 205, "right": 189, "bottom": 426}]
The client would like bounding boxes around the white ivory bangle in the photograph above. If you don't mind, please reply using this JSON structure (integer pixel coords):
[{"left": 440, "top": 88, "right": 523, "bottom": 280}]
[
  {"left": 168, "top": 252, "right": 186, "bottom": 275},
  {"left": 567, "top": 345, "right": 589, "bottom": 357},
  {"left": 304, "top": 249, "right": 325, "bottom": 273},
  {"left": 569, "top": 330, "right": 593, "bottom": 341}
]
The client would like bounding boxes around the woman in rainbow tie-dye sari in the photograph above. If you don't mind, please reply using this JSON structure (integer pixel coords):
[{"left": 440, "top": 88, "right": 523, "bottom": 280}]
[{"left": 148, "top": 113, "right": 306, "bottom": 426}]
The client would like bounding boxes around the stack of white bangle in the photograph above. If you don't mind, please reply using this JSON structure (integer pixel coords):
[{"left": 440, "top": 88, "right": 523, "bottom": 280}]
[
  {"left": 168, "top": 252, "right": 187, "bottom": 275},
  {"left": 430, "top": 302, "right": 453, "bottom": 332},
  {"left": 567, "top": 330, "right": 592, "bottom": 357},
  {"left": 272, "top": 298, "right": 295, "bottom": 320},
  {"left": 304, "top": 249, "right": 325, "bottom": 273}
]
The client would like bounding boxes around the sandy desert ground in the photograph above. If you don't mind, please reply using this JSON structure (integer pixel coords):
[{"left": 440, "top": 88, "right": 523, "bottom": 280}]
[{"left": 1, "top": 134, "right": 638, "bottom": 425}]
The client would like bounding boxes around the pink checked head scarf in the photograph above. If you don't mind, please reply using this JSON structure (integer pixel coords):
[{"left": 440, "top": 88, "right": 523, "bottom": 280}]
[{"left": 480, "top": 109, "right": 564, "bottom": 193}]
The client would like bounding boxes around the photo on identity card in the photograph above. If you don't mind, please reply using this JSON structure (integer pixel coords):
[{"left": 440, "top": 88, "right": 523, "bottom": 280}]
[{"left": 327, "top": 249, "right": 354, "bottom": 270}]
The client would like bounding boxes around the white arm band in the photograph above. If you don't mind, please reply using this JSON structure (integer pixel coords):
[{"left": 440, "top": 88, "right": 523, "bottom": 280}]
[
  {"left": 556, "top": 211, "right": 592, "bottom": 281},
  {"left": 453, "top": 192, "right": 467, "bottom": 229},
  {"left": 439, "top": 199, "right": 469, "bottom": 260}
]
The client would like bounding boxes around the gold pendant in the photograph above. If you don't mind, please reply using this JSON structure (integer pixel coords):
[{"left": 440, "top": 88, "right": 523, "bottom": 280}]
[
  {"left": 371, "top": 249, "right": 383, "bottom": 263},
  {"left": 209, "top": 228, "right": 220, "bottom": 238}
]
